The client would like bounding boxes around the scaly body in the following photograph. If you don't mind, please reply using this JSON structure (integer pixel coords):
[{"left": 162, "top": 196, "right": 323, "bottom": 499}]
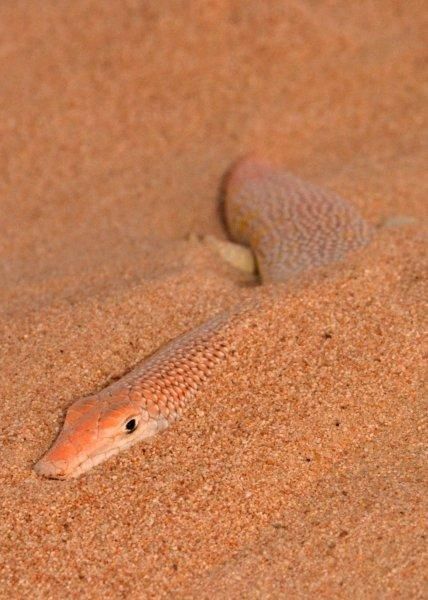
[{"left": 35, "top": 157, "right": 372, "bottom": 479}]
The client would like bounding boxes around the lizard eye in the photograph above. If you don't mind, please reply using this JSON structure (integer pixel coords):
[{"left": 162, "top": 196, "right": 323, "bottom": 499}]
[{"left": 125, "top": 418, "right": 138, "bottom": 433}]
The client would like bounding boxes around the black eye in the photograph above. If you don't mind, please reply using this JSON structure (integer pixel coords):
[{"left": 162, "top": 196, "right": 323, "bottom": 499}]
[{"left": 125, "top": 418, "right": 138, "bottom": 433}]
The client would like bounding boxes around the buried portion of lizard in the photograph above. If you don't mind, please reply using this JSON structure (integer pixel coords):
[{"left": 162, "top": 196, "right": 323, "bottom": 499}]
[{"left": 34, "top": 157, "right": 372, "bottom": 479}]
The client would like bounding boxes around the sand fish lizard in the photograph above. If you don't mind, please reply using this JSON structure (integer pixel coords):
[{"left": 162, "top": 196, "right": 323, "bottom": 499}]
[{"left": 34, "top": 157, "right": 372, "bottom": 479}]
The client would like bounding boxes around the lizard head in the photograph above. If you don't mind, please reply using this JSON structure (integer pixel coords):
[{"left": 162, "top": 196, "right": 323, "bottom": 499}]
[{"left": 34, "top": 394, "right": 157, "bottom": 479}]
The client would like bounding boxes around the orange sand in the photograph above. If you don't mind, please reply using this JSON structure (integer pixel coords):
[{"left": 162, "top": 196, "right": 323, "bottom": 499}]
[{"left": 0, "top": 1, "right": 426, "bottom": 598}]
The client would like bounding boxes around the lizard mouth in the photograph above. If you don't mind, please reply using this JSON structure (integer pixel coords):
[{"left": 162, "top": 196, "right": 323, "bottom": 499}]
[{"left": 34, "top": 445, "right": 123, "bottom": 479}]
